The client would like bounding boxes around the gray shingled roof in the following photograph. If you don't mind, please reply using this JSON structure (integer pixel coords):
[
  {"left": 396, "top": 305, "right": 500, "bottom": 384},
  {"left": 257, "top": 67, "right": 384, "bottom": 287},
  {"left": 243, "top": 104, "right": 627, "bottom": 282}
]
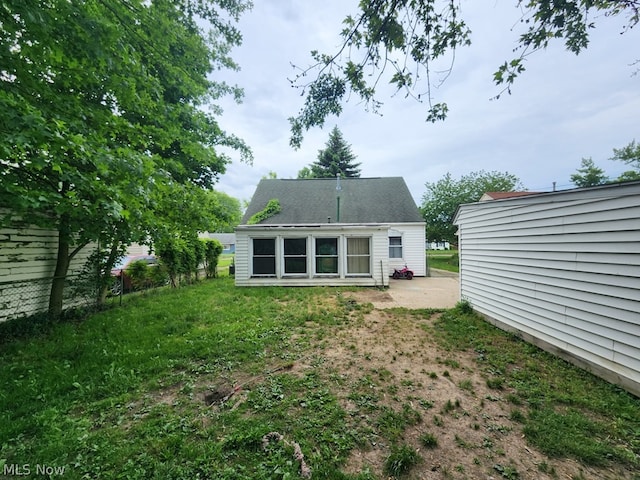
[{"left": 241, "top": 177, "right": 423, "bottom": 225}]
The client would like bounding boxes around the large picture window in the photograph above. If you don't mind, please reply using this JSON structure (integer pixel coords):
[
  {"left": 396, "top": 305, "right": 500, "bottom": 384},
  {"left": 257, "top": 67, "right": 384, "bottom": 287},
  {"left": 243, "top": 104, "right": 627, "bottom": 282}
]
[
  {"left": 315, "top": 237, "right": 338, "bottom": 274},
  {"left": 252, "top": 238, "right": 276, "bottom": 275},
  {"left": 389, "top": 236, "right": 403, "bottom": 258},
  {"left": 284, "top": 238, "right": 307, "bottom": 274},
  {"left": 347, "top": 237, "right": 370, "bottom": 274}
]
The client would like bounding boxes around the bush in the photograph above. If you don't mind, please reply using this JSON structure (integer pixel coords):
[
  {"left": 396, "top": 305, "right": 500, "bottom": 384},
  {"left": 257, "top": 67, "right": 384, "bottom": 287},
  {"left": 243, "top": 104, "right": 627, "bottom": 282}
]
[
  {"left": 126, "top": 260, "right": 150, "bottom": 291},
  {"left": 202, "top": 238, "right": 223, "bottom": 278}
]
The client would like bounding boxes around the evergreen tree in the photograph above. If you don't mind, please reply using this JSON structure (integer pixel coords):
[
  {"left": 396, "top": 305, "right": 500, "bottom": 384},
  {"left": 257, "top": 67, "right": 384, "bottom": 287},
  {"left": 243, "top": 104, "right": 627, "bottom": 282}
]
[
  {"left": 299, "top": 126, "right": 361, "bottom": 178},
  {"left": 570, "top": 158, "right": 609, "bottom": 187}
]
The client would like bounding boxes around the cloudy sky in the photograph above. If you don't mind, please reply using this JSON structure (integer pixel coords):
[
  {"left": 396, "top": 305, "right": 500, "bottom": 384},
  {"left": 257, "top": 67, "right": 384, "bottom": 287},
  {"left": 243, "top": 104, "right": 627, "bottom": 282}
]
[{"left": 213, "top": 1, "right": 640, "bottom": 205}]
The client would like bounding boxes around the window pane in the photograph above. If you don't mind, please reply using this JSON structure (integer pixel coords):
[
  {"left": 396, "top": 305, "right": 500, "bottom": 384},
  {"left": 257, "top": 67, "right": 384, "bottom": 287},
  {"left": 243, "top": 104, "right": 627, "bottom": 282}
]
[
  {"left": 347, "top": 256, "right": 369, "bottom": 273},
  {"left": 347, "top": 237, "right": 369, "bottom": 255},
  {"left": 316, "top": 257, "right": 338, "bottom": 274},
  {"left": 316, "top": 238, "right": 337, "bottom": 256},
  {"left": 253, "top": 238, "right": 276, "bottom": 275},
  {"left": 347, "top": 237, "right": 370, "bottom": 274},
  {"left": 285, "top": 257, "right": 306, "bottom": 273},
  {"left": 253, "top": 238, "right": 275, "bottom": 255},
  {"left": 389, "top": 236, "right": 402, "bottom": 258},
  {"left": 284, "top": 238, "right": 306, "bottom": 255},
  {"left": 253, "top": 257, "right": 275, "bottom": 275},
  {"left": 315, "top": 238, "right": 338, "bottom": 274}
]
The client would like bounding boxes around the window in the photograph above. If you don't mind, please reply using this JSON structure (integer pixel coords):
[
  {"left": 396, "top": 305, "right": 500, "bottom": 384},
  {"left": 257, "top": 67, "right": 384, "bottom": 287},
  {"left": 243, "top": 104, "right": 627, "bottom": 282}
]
[
  {"left": 346, "top": 237, "right": 370, "bottom": 274},
  {"left": 315, "top": 237, "right": 338, "bottom": 274},
  {"left": 284, "top": 238, "right": 307, "bottom": 274},
  {"left": 252, "top": 238, "right": 275, "bottom": 275},
  {"left": 389, "top": 236, "right": 403, "bottom": 258}
]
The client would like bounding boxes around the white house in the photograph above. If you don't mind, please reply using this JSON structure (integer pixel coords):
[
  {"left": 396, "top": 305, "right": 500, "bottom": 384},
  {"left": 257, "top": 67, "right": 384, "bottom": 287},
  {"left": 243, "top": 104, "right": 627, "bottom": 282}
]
[
  {"left": 234, "top": 177, "right": 426, "bottom": 287},
  {"left": 0, "top": 217, "right": 96, "bottom": 322},
  {"left": 453, "top": 181, "right": 640, "bottom": 396}
]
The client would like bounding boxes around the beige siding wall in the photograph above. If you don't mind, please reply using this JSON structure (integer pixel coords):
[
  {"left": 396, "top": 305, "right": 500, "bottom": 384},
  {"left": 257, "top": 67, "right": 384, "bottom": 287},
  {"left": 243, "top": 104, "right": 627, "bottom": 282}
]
[
  {"left": 0, "top": 222, "right": 96, "bottom": 321},
  {"left": 235, "top": 225, "right": 391, "bottom": 287},
  {"left": 455, "top": 183, "right": 640, "bottom": 395}
]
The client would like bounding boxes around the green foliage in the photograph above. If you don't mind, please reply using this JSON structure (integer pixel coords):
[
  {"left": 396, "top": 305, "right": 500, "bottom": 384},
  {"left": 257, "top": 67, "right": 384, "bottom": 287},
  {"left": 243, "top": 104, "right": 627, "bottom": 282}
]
[
  {"left": 421, "top": 171, "right": 523, "bottom": 244},
  {"left": 297, "top": 126, "right": 361, "bottom": 178},
  {"left": 288, "top": 1, "right": 639, "bottom": 146},
  {"left": 0, "top": 0, "right": 252, "bottom": 316},
  {"left": 384, "top": 444, "right": 421, "bottom": 477},
  {"left": 0, "top": 279, "right": 364, "bottom": 479},
  {"left": 155, "top": 234, "right": 204, "bottom": 286},
  {"left": 205, "top": 191, "right": 243, "bottom": 233},
  {"left": 570, "top": 157, "right": 609, "bottom": 187},
  {"left": 125, "top": 260, "right": 151, "bottom": 291},
  {"left": 611, "top": 139, "right": 640, "bottom": 181},
  {"left": 419, "top": 432, "right": 439, "bottom": 448},
  {"left": 202, "top": 238, "right": 224, "bottom": 278},
  {"left": 428, "top": 251, "right": 459, "bottom": 273},
  {"left": 247, "top": 199, "right": 282, "bottom": 224}
]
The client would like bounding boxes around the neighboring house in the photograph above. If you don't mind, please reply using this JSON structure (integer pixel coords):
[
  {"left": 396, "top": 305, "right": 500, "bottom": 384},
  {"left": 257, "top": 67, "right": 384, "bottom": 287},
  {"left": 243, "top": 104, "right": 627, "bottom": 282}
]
[
  {"left": 200, "top": 233, "right": 236, "bottom": 254},
  {"left": 453, "top": 181, "right": 640, "bottom": 396},
  {"left": 234, "top": 177, "right": 425, "bottom": 287},
  {"left": 0, "top": 216, "right": 96, "bottom": 322}
]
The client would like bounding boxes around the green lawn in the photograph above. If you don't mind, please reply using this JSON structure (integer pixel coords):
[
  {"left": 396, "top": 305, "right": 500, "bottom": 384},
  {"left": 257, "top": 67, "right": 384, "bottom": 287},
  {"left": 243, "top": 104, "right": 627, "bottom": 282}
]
[
  {"left": 427, "top": 249, "right": 459, "bottom": 273},
  {"left": 0, "top": 278, "right": 638, "bottom": 479}
]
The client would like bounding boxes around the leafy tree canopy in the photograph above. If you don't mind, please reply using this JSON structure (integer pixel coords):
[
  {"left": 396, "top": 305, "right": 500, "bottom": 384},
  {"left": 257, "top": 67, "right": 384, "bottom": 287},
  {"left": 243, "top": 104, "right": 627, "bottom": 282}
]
[
  {"left": 570, "top": 158, "right": 609, "bottom": 187},
  {"left": 288, "top": 1, "right": 640, "bottom": 147},
  {"left": 421, "top": 170, "right": 524, "bottom": 244},
  {"left": 611, "top": 139, "right": 640, "bottom": 181},
  {"left": 297, "top": 126, "right": 361, "bottom": 178},
  {"left": 0, "top": 0, "right": 252, "bottom": 315}
]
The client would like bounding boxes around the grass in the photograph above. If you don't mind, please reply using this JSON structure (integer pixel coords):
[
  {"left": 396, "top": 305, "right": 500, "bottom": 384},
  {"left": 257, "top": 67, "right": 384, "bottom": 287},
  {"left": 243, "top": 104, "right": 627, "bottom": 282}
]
[
  {"left": 427, "top": 250, "right": 459, "bottom": 273},
  {"left": 1, "top": 279, "right": 639, "bottom": 479},
  {"left": 428, "top": 302, "right": 640, "bottom": 469}
]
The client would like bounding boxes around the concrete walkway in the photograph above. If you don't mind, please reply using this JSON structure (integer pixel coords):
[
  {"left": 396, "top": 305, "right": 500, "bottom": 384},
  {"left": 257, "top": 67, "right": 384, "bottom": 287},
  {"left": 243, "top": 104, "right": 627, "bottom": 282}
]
[{"left": 380, "top": 269, "right": 460, "bottom": 309}]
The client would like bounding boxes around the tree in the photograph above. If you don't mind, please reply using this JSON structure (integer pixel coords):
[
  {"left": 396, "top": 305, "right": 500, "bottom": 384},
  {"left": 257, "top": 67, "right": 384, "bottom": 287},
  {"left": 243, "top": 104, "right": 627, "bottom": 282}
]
[
  {"left": 288, "top": 1, "right": 640, "bottom": 147},
  {"left": 298, "top": 126, "right": 361, "bottom": 178},
  {"left": 611, "top": 140, "right": 640, "bottom": 181},
  {"left": 421, "top": 171, "right": 524, "bottom": 244},
  {"left": 206, "top": 190, "right": 243, "bottom": 233},
  {"left": 570, "top": 158, "right": 609, "bottom": 187},
  {"left": 0, "top": 0, "right": 251, "bottom": 317}
]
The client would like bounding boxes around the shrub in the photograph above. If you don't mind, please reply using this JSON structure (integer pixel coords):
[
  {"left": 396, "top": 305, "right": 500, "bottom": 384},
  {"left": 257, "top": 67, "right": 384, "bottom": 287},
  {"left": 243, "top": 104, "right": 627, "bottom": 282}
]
[{"left": 202, "top": 238, "right": 223, "bottom": 278}]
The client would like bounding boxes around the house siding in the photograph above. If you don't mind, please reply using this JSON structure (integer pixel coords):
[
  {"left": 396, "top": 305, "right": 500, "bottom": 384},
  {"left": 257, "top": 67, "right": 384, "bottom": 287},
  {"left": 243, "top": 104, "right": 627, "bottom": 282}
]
[
  {"left": 0, "top": 221, "right": 96, "bottom": 322},
  {"left": 454, "top": 182, "right": 640, "bottom": 396},
  {"left": 389, "top": 223, "right": 426, "bottom": 276},
  {"left": 235, "top": 224, "right": 391, "bottom": 287}
]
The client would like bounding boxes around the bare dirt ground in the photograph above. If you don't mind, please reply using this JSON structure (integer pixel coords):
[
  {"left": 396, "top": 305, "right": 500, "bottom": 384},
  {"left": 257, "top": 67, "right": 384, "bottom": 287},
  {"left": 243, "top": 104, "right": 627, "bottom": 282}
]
[{"left": 290, "top": 280, "right": 634, "bottom": 480}]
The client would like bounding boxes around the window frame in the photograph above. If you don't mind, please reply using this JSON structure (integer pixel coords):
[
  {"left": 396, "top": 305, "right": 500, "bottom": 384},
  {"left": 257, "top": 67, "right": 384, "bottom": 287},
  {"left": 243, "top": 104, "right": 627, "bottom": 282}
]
[
  {"left": 282, "top": 237, "right": 308, "bottom": 276},
  {"left": 314, "top": 237, "right": 339, "bottom": 276},
  {"left": 346, "top": 236, "right": 371, "bottom": 276},
  {"left": 251, "top": 237, "right": 277, "bottom": 276},
  {"left": 389, "top": 236, "right": 403, "bottom": 259}
]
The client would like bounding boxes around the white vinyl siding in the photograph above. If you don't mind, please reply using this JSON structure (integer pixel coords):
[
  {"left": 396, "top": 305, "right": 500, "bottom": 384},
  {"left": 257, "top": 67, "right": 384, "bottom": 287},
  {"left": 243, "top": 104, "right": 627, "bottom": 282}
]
[
  {"left": 454, "top": 182, "right": 640, "bottom": 396},
  {"left": 388, "top": 223, "right": 426, "bottom": 277},
  {"left": 235, "top": 225, "right": 391, "bottom": 287},
  {"left": 0, "top": 220, "right": 97, "bottom": 322}
]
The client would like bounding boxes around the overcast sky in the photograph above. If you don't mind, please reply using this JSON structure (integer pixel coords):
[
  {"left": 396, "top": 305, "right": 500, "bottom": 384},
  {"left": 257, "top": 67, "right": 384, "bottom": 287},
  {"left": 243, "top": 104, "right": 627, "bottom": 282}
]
[{"left": 213, "top": 1, "right": 640, "bottom": 205}]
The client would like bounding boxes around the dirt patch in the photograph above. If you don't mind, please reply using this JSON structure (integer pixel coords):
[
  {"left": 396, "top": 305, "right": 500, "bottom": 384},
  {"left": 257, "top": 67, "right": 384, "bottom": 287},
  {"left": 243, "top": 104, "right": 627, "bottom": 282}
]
[{"left": 293, "top": 300, "right": 634, "bottom": 480}]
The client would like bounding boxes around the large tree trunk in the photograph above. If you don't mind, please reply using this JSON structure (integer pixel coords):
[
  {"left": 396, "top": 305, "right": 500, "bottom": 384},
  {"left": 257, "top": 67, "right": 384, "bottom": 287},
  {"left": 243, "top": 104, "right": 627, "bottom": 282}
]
[{"left": 48, "top": 213, "right": 72, "bottom": 319}]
